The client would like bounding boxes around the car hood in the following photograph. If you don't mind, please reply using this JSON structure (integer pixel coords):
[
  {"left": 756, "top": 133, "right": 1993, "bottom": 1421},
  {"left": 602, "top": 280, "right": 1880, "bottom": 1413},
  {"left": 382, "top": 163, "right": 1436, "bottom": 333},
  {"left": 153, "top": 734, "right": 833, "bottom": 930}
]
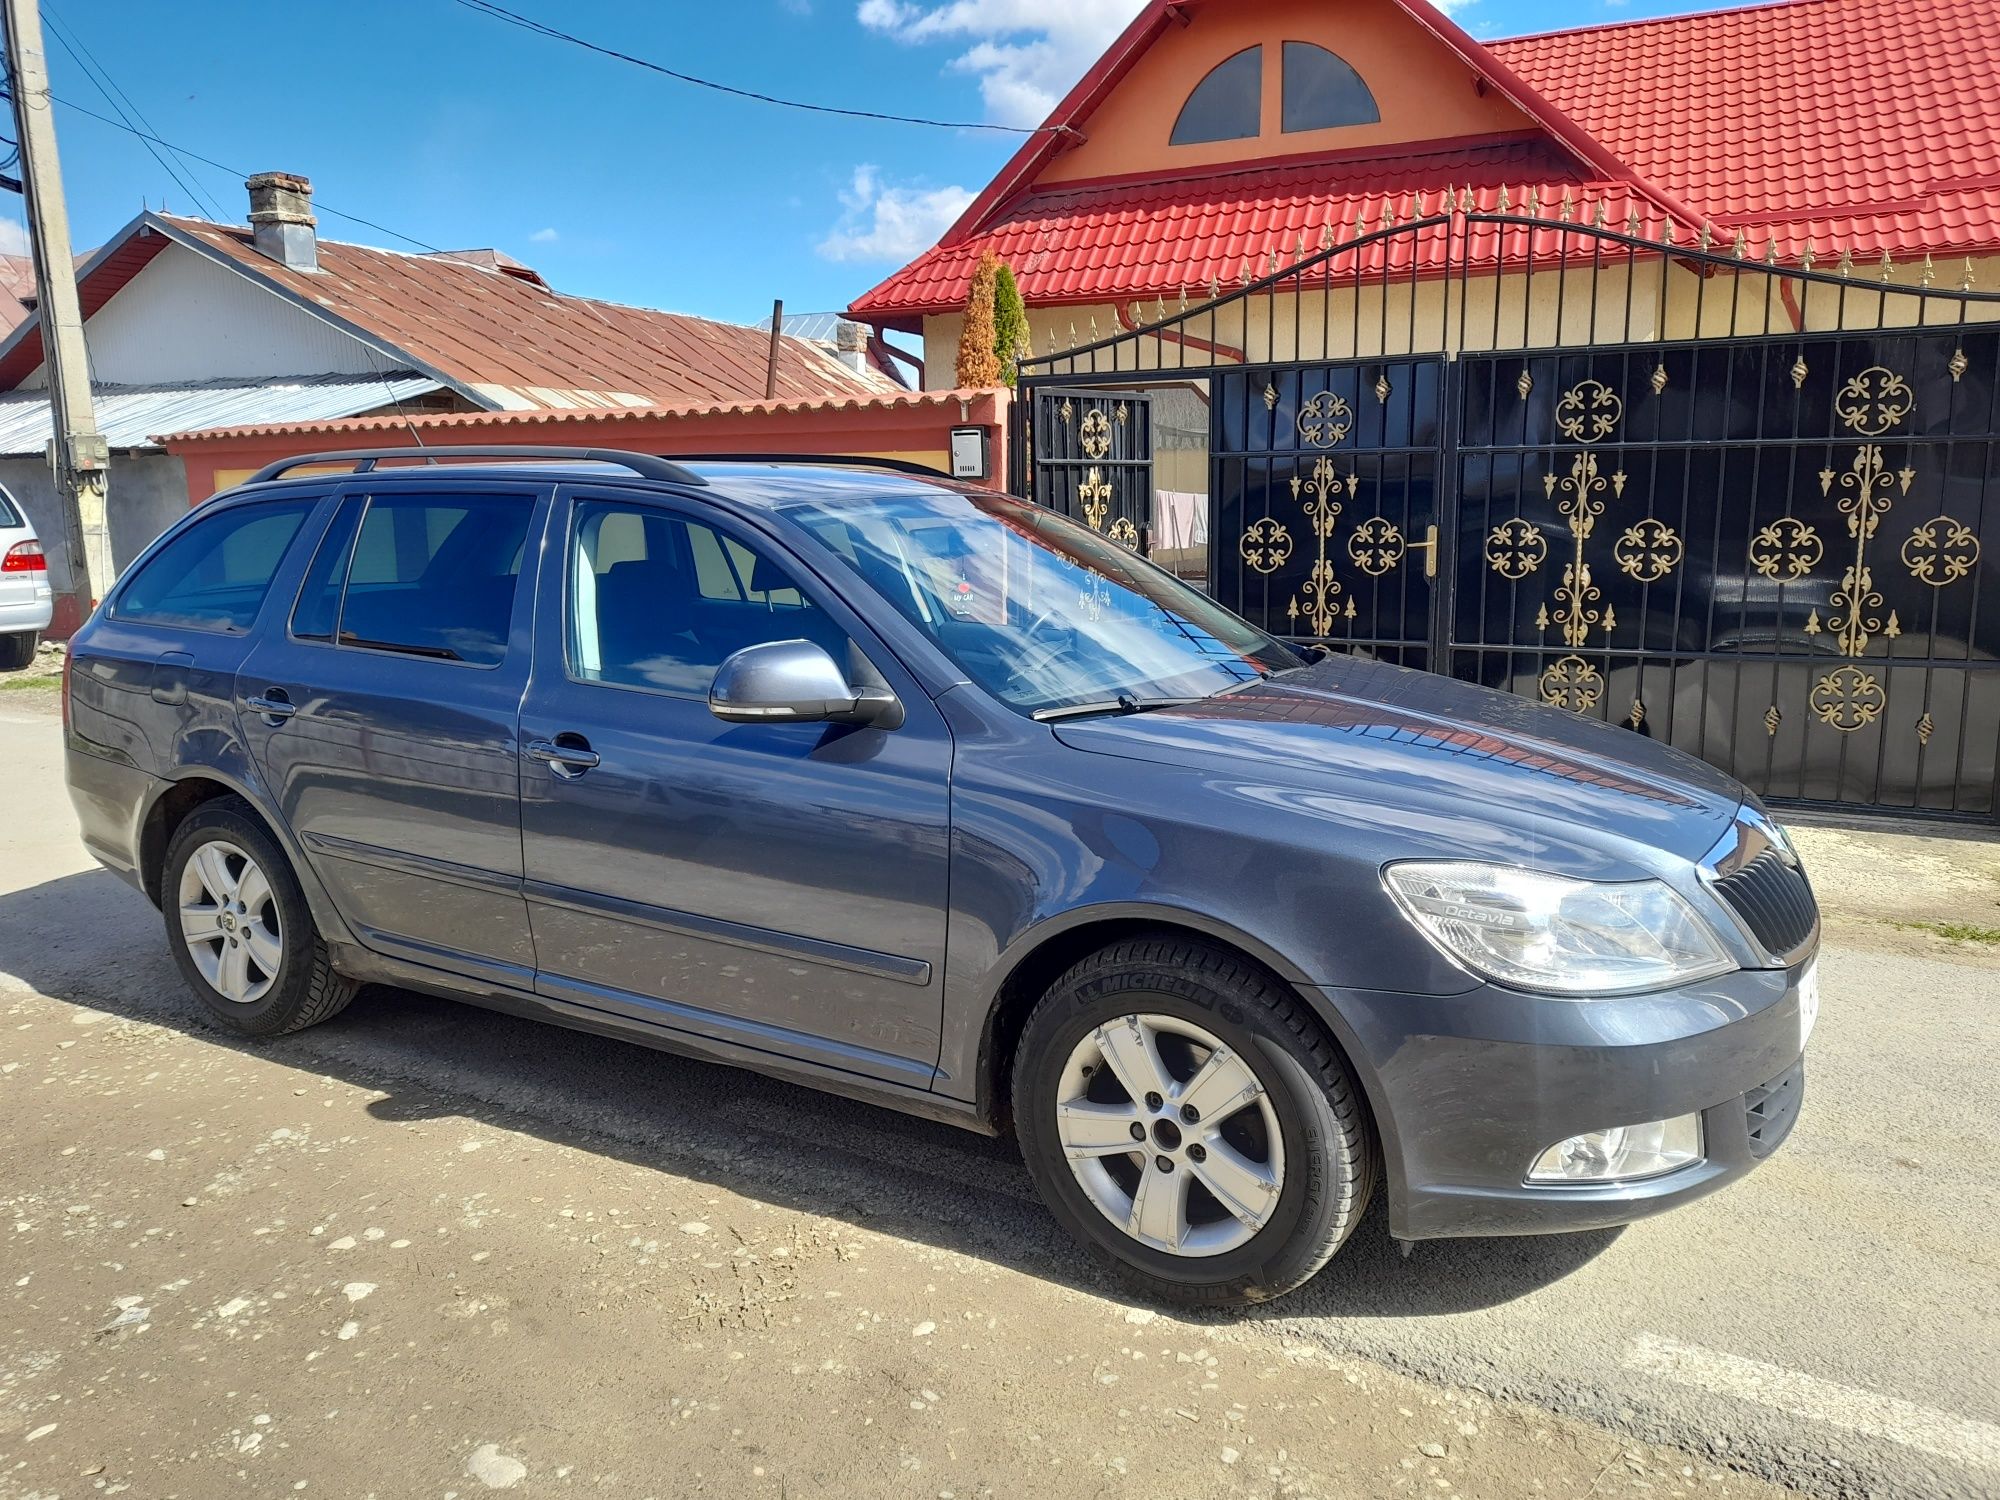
[{"left": 1051, "top": 657, "right": 1744, "bottom": 869}]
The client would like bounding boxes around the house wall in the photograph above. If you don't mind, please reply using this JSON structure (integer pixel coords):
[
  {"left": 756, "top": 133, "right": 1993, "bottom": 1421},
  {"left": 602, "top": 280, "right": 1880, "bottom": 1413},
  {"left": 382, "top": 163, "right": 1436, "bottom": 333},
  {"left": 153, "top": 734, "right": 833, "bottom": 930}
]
[
  {"left": 1037, "top": 0, "right": 1535, "bottom": 187},
  {"left": 19, "top": 242, "right": 389, "bottom": 388},
  {"left": 0, "top": 452, "right": 189, "bottom": 636},
  {"left": 161, "top": 392, "right": 1011, "bottom": 507},
  {"left": 924, "top": 254, "right": 2000, "bottom": 385}
]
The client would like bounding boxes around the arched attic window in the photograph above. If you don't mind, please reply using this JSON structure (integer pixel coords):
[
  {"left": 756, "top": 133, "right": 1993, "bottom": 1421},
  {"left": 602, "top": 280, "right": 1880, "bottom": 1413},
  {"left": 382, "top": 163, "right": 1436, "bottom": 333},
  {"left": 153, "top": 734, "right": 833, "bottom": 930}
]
[
  {"left": 1282, "top": 42, "right": 1380, "bottom": 133},
  {"left": 1170, "top": 46, "right": 1262, "bottom": 146}
]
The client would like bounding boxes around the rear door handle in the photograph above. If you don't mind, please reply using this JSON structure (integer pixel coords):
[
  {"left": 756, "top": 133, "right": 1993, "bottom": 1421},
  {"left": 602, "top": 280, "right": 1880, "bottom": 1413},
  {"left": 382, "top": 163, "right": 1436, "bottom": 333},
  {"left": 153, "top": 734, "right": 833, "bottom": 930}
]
[
  {"left": 247, "top": 688, "right": 297, "bottom": 723},
  {"left": 526, "top": 736, "right": 601, "bottom": 778}
]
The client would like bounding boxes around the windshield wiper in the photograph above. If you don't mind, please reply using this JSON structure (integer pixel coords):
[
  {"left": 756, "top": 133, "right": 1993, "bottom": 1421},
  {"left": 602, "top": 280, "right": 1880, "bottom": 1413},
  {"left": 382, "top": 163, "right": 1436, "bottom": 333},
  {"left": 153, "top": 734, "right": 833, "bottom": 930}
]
[{"left": 1033, "top": 694, "right": 1201, "bottom": 722}]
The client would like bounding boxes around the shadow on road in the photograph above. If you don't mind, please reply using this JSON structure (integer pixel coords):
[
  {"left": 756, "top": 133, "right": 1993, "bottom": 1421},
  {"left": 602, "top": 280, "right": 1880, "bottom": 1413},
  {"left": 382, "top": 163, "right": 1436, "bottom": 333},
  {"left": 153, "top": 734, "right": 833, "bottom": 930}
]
[{"left": 0, "top": 865, "right": 1619, "bottom": 1322}]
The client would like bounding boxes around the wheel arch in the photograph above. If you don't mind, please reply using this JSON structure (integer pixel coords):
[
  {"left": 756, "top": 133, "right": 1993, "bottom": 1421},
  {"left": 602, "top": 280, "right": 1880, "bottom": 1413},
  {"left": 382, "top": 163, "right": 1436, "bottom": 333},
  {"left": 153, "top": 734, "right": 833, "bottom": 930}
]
[
  {"left": 973, "top": 904, "right": 1388, "bottom": 1149},
  {"left": 138, "top": 770, "right": 357, "bottom": 951}
]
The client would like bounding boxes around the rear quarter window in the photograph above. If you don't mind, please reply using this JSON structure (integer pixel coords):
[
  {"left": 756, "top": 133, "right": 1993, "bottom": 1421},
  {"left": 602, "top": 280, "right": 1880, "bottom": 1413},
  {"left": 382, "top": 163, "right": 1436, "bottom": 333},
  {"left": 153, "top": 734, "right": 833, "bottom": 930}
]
[
  {"left": 0, "top": 487, "right": 21, "bottom": 529},
  {"left": 113, "top": 500, "right": 314, "bottom": 632}
]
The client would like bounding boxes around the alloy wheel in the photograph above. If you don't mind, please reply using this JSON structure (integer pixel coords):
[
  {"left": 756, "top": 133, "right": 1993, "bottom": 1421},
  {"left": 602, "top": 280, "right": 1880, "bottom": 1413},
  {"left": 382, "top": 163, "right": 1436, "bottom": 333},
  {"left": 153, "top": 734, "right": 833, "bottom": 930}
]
[
  {"left": 1054, "top": 1012, "right": 1286, "bottom": 1257},
  {"left": 177, "top": 839, "right": 283, "bottom": 1005}
]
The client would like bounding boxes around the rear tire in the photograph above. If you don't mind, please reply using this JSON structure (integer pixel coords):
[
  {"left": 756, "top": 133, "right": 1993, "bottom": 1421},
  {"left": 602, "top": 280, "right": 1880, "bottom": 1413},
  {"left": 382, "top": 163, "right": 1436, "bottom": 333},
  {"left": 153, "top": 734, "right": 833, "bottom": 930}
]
[
  {"left": 162, "top": 799, "right": 357, "bottom": 1037},
  {"left": 1013, "top": 936, "right": 1376, "bottom": 1308},
  {"left": 0, "top": 631, "right": 36, "bottom": 670}
]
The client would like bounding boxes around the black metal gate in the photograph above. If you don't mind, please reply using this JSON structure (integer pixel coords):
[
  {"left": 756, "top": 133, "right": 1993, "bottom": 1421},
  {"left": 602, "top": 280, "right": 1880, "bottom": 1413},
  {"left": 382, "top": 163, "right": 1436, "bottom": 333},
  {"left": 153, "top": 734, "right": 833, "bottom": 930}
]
[
  {"left": 1027, "top": 388, "right": 1153, "bottom": 550},
  {"left": 1015, "top": 210, "right": 2000, "bottom": 821}
]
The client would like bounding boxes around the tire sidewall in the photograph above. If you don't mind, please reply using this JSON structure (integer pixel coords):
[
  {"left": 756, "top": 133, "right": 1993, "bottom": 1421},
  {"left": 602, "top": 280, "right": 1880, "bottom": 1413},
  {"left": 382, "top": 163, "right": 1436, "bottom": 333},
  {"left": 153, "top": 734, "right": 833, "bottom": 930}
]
[
  {"left": 1016, "top": 962, "right": 1359, "bottom": 1304},
  {"left": 162, "top": 803, "right": 322, "bottom": 1037}
]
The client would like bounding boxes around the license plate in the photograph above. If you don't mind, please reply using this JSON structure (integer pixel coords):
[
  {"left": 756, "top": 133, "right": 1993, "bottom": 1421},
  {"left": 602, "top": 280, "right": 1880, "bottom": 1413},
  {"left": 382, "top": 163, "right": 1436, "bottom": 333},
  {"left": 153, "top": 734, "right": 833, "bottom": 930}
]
[{"left": 1797, "top": 959, "right": 1820, "bottom": 1052}]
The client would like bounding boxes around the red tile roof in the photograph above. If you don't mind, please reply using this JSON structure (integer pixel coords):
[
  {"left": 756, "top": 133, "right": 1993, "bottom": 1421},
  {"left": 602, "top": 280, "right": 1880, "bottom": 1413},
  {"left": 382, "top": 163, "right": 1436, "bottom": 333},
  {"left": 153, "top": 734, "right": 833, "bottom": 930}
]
[
  {"left": 852, "top": 0, "right": 2000, "bottom": 322},
  {"left": 1489, "top": 0, "right": 2000, "bottom": 259},
  {"left": 853, "top": 138, "right": 1671, "bottom": 318},
  {"left": 0, "top": 214, "right": 901, "bottom": 409}
]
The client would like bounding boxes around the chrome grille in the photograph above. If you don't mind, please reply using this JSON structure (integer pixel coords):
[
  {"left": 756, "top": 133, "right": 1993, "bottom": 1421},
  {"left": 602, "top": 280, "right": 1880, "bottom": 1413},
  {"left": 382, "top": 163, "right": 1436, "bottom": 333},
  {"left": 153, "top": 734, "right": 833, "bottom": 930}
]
[
  {"left": 1712, "top": 849, "right": 1818, "bottom": 957},
  {"left": 1743, "top": 1059, "right": 1806, "bottom": 1160}
]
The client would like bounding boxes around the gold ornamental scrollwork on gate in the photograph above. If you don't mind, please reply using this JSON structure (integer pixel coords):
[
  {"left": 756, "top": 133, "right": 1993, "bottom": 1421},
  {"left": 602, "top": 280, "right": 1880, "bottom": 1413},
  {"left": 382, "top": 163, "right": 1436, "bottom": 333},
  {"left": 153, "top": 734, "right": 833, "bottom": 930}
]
[
  {"left": 1539, "top": 654, "right": 1605, "bottom": 713},
  {"left": 1107, "top": 516, "right": 1140, "bottom": 549},
  {"left": 1902, "top": 516, "right": 1980, "bottom": 586},
  {"left": 1241, "top": 517, "right": 1293, "bottom": 574},
  {"left": 1748, "top": 517, "right": 1823, "bottom": 580},
  {"left": 1297, "top": 391, "right": 1353, "bottom": 449},
  {"left": 1484, "top": 518, "right": 1546, "bottom": 579},
  {"left": 1808, "top": 442, "right": 1911, "bottom": 657},
  {"left": 1810, "top": 665, "right": 1887, "bottom": 733},
  {"left": 1285, "top": 456, "right": 1358, "bottom": 635},
  {"left": 1834, "top": 365, "right": 1915, "bottom": 437},
  {"left": 1516, "top": 378, "right": 1686, "bottom": 709},
  {"left": 1078, "top": 466, "right": 1113, "bottom": 531},
  {"left": 1079, "top": 408, "right": 1112, "bottom": 460},
  {"left": 1554, "top": 378, "right": 1623, "bottom": 443},
  {"left": 1613, "top": 518, "right": 1684, "bottom": 584},
  {"left": 1347, "top": 517, "right": 1406, "bottom": 577}
]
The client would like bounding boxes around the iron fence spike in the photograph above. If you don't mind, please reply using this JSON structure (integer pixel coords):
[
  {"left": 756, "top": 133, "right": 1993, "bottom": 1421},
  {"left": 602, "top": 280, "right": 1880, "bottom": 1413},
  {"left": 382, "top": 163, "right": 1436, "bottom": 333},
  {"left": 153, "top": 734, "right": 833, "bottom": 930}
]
[{"left": 1921, "top": 252, "right": 1936, "bottom": 287}]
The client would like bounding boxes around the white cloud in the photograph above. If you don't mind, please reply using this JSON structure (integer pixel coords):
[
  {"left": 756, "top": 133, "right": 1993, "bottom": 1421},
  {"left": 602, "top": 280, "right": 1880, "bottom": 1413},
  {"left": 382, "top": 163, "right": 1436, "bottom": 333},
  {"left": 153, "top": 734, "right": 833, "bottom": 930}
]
[
  {"left": 528, "top": 226, "right": 560, "bottom": 244},
  {"left": 0, "top": 218, "right": 29, "bottom": 257},
  {"left": 858, "top": 0, "right": 1145, "bottom": 127},
  {"left": 817, "top": 165, "right": 973, "bottom": 263}
]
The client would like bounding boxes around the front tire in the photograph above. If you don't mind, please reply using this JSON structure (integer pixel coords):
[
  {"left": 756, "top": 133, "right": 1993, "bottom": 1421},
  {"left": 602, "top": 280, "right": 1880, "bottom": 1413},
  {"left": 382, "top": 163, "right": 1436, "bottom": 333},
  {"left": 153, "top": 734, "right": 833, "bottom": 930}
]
[
  {"left": 1013, "top": 936, "right": 1376, "bottom": 1307},
  {"left": 162, "top": 800, "right": 357, "bottom": 1037}
]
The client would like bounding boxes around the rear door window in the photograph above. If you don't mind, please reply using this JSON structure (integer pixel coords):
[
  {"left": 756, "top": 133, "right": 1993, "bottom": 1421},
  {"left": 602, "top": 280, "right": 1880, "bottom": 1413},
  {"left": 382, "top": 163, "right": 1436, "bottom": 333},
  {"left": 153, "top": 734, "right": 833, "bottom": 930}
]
[
  {"left": 113, "top": 501, "right": 315, "bottom": 632},
  {"left": 292, "top": 491, "right": 536, "bottom": 667}
]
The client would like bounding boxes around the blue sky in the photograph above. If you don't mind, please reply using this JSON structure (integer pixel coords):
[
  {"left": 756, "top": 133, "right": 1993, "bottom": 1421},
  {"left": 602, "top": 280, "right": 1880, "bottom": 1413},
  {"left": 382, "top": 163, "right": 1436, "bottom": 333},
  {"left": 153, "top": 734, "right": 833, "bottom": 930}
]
[{"left": 7, "top": 0, "right": 1754, "bottom": 325}]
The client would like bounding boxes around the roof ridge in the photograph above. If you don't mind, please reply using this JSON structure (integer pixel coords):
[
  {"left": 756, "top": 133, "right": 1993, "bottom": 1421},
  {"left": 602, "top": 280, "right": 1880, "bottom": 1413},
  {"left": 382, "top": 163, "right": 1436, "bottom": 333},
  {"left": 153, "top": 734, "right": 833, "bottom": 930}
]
[{"left": 1490, "top": 0, "right": 1831, "bottom": 50}]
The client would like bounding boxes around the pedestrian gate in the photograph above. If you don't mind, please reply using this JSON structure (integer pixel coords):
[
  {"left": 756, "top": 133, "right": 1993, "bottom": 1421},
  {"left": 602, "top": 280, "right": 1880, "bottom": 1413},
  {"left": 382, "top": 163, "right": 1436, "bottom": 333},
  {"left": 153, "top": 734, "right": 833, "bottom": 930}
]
[{"left": 1014, "top": 211, "right": 2000, "bottom": 822}]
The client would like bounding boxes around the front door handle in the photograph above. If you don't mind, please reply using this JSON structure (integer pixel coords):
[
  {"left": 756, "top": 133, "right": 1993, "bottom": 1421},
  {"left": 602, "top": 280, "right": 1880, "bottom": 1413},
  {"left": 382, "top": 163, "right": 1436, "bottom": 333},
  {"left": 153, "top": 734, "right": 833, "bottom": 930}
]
[
  {"left": 1406, "top": 524, "right": 1440, "bottom": 580},
  {"left": 246, "top": 688, "right": 297, "bottom": 723},
  {"left": 526, "top": 736, "right": 601, "bottom": 778}
]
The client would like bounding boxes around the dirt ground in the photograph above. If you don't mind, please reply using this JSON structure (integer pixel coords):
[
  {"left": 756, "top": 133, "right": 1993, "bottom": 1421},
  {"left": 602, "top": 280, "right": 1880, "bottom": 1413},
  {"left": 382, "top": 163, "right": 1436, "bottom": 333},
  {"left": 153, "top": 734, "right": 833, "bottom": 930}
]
[{"left": 2, "top": 978, "right": 1800, "bottom": 1500}]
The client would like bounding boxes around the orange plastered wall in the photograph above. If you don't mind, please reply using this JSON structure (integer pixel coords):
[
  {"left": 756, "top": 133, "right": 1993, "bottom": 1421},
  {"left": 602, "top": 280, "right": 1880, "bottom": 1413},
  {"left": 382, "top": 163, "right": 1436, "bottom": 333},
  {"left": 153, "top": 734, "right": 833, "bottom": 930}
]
[{"left": 1038, "top": 0, "right": 1536, "bottom": 187}]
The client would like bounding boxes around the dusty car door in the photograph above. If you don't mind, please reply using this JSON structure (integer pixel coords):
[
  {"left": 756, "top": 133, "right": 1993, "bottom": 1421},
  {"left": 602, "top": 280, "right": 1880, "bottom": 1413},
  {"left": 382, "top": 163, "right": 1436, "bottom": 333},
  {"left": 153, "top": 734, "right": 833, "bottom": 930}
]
[
  {"left": 236, "top": 482, "right": 549, "bottom": 989},
  {"left": 515, "top": 486, "right": 951, "bottom": 1089}
]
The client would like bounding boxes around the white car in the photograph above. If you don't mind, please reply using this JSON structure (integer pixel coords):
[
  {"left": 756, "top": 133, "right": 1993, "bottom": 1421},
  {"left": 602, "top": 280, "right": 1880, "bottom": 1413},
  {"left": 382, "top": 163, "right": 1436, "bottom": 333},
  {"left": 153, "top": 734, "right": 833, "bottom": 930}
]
[{"left": 0, "top": 485, "right": 53, "bottom": 669}]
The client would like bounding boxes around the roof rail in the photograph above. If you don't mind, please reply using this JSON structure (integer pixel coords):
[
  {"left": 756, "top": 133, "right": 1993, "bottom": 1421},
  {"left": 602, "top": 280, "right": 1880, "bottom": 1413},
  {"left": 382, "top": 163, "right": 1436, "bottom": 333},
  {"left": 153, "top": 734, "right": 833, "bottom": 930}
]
[
  {"left": 245, "top": 446, "right": 709, "bottom": 487},
  {"left": 667, "top": 452, "right": 955, "bottom": 480}
]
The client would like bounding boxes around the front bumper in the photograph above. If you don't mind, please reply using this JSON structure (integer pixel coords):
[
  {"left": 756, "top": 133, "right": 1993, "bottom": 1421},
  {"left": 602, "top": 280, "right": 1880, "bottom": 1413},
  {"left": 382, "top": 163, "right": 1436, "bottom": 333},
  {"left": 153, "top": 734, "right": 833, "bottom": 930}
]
[{"left": 1313, "top": 958, "right": 1814, "bottom": 1240}]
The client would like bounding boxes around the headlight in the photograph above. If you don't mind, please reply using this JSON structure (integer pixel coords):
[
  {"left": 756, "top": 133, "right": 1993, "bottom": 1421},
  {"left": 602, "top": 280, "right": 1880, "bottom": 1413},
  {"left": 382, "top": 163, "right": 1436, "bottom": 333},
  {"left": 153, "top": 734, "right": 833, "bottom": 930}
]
[{"left": 1383, "top": 861, "right": 1736, "bottom": 995}]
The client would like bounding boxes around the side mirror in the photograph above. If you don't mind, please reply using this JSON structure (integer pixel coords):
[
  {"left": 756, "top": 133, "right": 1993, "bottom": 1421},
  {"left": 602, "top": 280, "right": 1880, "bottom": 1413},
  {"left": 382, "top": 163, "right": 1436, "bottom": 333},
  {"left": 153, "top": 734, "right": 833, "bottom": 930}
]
[{"left": 708, "top": 640, "right": 903, "bottom": 729}]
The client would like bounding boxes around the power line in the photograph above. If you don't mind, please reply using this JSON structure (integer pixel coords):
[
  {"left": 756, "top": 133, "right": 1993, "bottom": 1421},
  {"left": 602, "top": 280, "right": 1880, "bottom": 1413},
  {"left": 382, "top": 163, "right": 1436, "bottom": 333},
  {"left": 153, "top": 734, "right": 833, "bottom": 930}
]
[
  {"left": 41, "top": 5, "right": 225, "bottom": 220},
  {"left": 446, "top": 0, "right": 1070, "bottom": 137},
  {"left": 42, "top": 93, "right": 445, "bottom": 252}
]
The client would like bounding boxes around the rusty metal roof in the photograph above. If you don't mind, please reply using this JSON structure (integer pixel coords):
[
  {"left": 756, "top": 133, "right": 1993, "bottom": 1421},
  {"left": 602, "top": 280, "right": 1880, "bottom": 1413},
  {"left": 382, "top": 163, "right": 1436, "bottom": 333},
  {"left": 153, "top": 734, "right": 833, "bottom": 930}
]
[{"left": 0, "top": 213, "right": 903, "bottom": 411}]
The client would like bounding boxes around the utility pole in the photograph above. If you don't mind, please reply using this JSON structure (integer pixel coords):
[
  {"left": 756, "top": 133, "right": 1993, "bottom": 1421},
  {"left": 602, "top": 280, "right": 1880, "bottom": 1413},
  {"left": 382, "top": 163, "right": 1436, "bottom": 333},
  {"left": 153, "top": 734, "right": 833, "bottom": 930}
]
[{"left": 3, "top": 0, "right": 106, "bottom": 615}]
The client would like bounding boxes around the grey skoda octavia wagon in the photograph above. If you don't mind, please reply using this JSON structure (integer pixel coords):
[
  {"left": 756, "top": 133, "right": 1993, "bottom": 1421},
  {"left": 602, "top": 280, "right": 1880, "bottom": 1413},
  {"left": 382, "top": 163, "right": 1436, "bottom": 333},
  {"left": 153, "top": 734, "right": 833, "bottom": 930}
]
[{"left": 64, "top": 448, "right": 1819, "bottom": 1306}]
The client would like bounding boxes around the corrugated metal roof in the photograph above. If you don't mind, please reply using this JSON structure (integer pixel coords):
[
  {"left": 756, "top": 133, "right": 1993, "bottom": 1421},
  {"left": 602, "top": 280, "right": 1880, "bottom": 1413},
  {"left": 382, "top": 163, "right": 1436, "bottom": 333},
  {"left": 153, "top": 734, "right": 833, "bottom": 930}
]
[{"left": 0, "top": 374, "right": 441, "bottom": 456}]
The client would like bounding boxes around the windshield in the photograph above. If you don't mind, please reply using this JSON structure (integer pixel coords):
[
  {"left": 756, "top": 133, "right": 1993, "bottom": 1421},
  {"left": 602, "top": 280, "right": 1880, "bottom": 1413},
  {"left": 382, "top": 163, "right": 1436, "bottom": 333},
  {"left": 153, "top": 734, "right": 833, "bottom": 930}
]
[{"left": 788, "top": 489, "right": 1304, "bottom": 717}]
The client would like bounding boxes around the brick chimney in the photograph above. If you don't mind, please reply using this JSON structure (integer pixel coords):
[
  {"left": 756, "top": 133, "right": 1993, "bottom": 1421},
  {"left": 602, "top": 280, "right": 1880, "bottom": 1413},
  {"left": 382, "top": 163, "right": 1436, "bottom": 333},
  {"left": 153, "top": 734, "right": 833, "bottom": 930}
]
[
  {"left": 835, "top": 319, "right": 870, "bottom": 374},
  {"left": 246, "top": 172, "right": 318, "bottom": 272}
]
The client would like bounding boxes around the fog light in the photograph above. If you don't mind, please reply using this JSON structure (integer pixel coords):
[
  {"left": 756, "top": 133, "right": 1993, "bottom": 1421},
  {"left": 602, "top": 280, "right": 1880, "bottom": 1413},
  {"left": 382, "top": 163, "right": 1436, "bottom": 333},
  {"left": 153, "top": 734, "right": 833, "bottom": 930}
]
[{"left": 1527, "top": 1113, "right": 1703, "bottom": 1184}]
